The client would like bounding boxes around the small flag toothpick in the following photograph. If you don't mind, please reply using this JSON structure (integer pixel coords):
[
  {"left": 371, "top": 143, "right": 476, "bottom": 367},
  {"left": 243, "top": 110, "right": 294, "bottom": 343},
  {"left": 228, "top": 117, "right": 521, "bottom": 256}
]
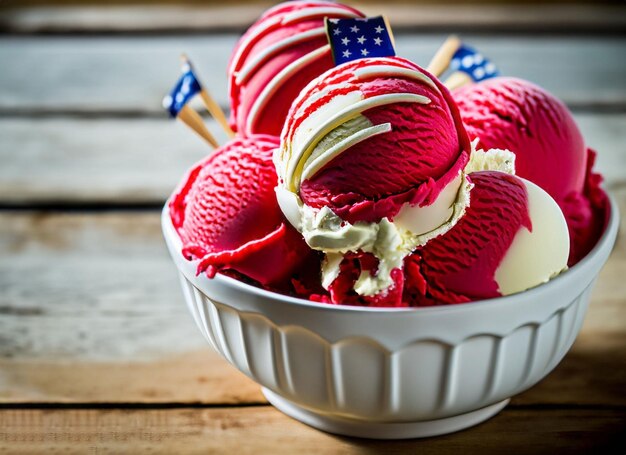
[
  {"left": 163, "top": 58, "right": 219, "bottom": 148},
  {"left": 426, "top": 35, "right": 461, "bottom": 77},
  {"left": 325, "top": 16, "right": 395, "bottom": 66},
  {"left": 425, "top": 36, "right": 499, "bottom": 90},
  {"left": 444, "top": 44, "right": 499, "bottom": 90},
  {"left": 163, "top": 58, "right": 202, "bottom": 118},
  {"left": 449, "top": 44, "right": 499, "bottom": 81},
  {"left": 179, "top": 54, "right": 235, "bottom": 139},
  {"left": 200, "top": 90, "right": 235, "bottom": 139}
]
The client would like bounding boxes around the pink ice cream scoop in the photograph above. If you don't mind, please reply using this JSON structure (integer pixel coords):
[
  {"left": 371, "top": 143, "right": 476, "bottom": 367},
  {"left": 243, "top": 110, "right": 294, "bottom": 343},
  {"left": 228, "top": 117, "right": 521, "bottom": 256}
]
[
  {"left": 278, "top": 56, "right": 471, "bottom": 224},
  {"left": 453, "top": 77, "right": 607, "bottom": 264},
  {"left": 228, "top": 1, "right": 364, "bottom": 136},
  {"left": 275, "top": 56, "right": 473, "bottom": 302},
  {"left": 404, "top": 171, "right": 570, "bottom": 305},
  {"left": 169, "top": 135, "right": 315, "bottom": 289}
]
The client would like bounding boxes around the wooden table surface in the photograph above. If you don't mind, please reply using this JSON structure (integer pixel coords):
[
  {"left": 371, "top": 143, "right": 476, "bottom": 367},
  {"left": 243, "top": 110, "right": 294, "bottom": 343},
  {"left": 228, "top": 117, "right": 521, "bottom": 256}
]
[{"left": 0, "top": 3, "right": 625, "bottom": 453}]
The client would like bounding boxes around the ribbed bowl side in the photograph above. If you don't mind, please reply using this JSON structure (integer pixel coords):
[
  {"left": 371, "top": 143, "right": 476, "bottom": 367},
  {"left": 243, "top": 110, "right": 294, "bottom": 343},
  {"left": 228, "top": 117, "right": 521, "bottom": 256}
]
[
  {"left": 177, "top": 272, "right": 594, "bottom": 422},
  {"left": 395, "top": 284, "right": 592, "bottom": 421},
  {"left": 183, "top": 278, "right": 337, "bottom": 406},
  {"left": 165, "top": 195, "right": 618, "bottom": 424},
  {"left": 178, "top": 273, "right": 217, "bottom": 352},
  {"left": 327, "top": 338, "right": 390, "bottom": 418}
]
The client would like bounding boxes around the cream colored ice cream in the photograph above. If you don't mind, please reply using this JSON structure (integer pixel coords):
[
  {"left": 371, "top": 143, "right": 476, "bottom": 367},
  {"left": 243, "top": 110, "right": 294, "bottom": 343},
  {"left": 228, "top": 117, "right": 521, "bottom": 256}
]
[{"left": 495, "top": 178, "right": 570, "bottom": 295}]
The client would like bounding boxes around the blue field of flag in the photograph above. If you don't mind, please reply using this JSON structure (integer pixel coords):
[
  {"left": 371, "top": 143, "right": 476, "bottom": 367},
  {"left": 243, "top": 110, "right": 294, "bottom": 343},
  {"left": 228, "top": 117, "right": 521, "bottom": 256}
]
[
  {"left": 326, "top": 16, "right": 395, "bottom": 66},
  {"left": 450, "top": 45, "right": 499, "bottom": 82},
  {"left": 163, "top": 61, "right": 202, "bottom": 118}
]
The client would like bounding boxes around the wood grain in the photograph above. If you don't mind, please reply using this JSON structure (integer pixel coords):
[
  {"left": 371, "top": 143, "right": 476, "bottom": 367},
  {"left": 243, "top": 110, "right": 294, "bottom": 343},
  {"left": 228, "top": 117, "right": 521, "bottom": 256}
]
[
  {"left": 0, "top": 212, "right": 203, "bottom": 360},
  {"left": 1, "top": 36, "right": 625, "bottom": 114},
  {"left": 0, "top": 212, "right": 262, "bottom": 404},
  {"left": 0, "top": 407, "right": 623, "bottom": 454},
  {"left": 0, "top": 352, "right": 264, "bottom": 404},
  {"left": 2, "top": 3, "right": 625, "bottom": 34},
  {"left": 0, "top": 118, "right": 222, "bottom": 204},
  {"left": 1, "top": 113, "right": 623, "bottom": 204},
  {"left": 0, "top": 188, "right": 624, "bottom": 405}
]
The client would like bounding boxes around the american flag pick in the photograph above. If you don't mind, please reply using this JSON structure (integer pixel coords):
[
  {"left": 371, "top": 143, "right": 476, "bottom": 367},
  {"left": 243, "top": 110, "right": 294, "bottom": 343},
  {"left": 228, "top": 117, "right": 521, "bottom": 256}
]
[
  {"left": 450, "top": 44, "right": 499, "bottom": 82},
  {"left": 163, "top": 57, "right": 219, "bottom": 148},
  {"left": 325, "top": 16, "right": 395, "bottom": 66},
  {"left": 163, "top": 61, "right": 202, "bottom": 118}
]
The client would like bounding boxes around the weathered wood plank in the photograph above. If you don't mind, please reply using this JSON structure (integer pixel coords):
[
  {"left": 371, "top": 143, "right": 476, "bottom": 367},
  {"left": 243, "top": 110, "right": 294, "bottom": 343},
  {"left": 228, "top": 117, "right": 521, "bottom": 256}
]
[
  {"left": 0, "top": 407, "right": 623, "bottom": 453},
  {"left": 0, "top": 213, "right": 203, "bottom": 360},
  {"left": 0, "top": 352, "right": 264, "bottom": 404},
  {"left": 1, "top": 35, "right": 624, "bottom": 113},
  {"left": 0, "top": 212, "right": 263, "bottom": 404},
  {"left": 0, "top": 188, "right": 624, "bottom": 404},
  {"left": 0, "top": 118, "right": 226, "bottom": 204},
  {"left": 1, "top": 113, "right": 623, "bottom": 204},
  {"left": 1, "top": 4, "right": 625, "bottom": 34}
]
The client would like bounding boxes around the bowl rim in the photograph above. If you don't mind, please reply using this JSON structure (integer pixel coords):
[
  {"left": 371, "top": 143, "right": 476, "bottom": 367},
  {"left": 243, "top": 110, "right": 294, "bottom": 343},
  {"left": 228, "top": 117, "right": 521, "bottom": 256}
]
[{"left": 163, "top": 192, "right": 619, "bottom": 315}]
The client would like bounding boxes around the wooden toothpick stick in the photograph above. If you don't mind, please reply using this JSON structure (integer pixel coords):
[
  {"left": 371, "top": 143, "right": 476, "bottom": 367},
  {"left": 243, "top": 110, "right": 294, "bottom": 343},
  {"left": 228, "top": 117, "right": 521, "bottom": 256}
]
[
  {"left": 180, "top": 54, "right": 235, "bottom": 138},
  {"left": 177, "top": 104, "right": 219, "bottom": 148},
  {"left": 443, "top": 71, "right": 473, "bottom": 91},
  {"left": 200, "top": 90, "right": 235, "bottom": 138},
  {"left": 426, "top": 35, "right": 461, "bottom": 78}
]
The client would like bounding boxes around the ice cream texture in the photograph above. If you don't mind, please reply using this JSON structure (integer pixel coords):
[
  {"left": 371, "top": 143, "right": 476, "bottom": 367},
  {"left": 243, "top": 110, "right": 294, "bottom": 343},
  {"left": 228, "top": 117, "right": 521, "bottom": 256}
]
[
  {"left": 275, "top": 56, "right": 476, "bottom": 298},
  {"left": 228, "top": 1, "right": 364, "bottom": 136},
  {"left": 167, "top": 23, "right": 601, "bottom": 307},
  {"left": 453, "top": 77, "right": 606, "bottom": 265},
  {"left": 405, "top": 171, "right": 569, "bottom": 305},
  {"left": 169, "top": 135, "right": 314, "bottom": 288}
]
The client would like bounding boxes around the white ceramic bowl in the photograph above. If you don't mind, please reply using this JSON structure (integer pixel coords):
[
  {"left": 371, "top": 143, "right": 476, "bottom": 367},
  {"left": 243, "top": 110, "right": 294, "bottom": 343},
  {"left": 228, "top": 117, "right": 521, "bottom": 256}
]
[{"left": 162, "top": 196, "right": 618, "bottom": 439}]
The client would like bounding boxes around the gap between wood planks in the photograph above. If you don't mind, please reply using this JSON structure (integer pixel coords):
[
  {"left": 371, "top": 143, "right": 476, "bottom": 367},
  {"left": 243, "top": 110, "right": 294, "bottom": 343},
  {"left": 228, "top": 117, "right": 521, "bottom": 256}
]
[
  {"left": 0, "top": 407, "right": 622, "bottom": 453},
  {"left": 0, "top": 402, "right": 625, "bottom": 411},
  {"left": 2, "top": 103, "right": 626, "bottom": 119},
  {"left": 1, "top": 29, "right": 625, "bottom": 38},
  {"left": 1, "top": 4, "right": 625, "bottom": 35},
  {"left": 0, "top": 202, "right": 165, "bottom": 212},
  {"left": 1, "top": 183, "right": 625, "bottom": 212}
]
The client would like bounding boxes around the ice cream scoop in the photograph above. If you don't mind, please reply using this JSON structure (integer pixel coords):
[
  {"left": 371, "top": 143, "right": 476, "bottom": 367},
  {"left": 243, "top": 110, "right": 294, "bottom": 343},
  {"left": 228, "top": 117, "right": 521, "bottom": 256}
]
[
  {"left": 453, "top": 77, "right": 605, "bottom": 264},
  {"left": 169, "top": 135, "right": 314, "bottom": 288},
  {"left": 275, "top": 56, "right": 474, "bottom": 297},
  {"left": 228, "top": 0, "right": 364, "bottom": 136},
  {"left": 404, "top": 171, "right": 570, "bottom": 305}
]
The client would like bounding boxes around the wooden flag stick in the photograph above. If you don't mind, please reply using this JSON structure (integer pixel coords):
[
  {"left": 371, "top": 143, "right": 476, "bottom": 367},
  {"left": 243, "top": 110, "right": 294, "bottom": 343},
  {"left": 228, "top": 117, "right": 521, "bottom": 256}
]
[
  {"left": 180, "top": 53, "right": 234, "bottom": 138},
  {"left": 200, "top": 89, "right": 235, "bottom": 138},
  {"left": 177, "top": 104, "right": 219, "bottom": 148},
  {"left": 426, "top": 35, "right": 461, "bottom": 77},
  {"left": 383, "top": 15, "right": 396, "bottom": 48},
  {"left": 443, "top": 71, "right": 473, "bottom": 91}
]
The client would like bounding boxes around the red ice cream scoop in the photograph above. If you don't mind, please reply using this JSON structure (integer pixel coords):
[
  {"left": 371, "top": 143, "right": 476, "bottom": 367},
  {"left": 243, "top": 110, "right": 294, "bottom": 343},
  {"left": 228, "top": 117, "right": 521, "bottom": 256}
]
[
  {"left": 228, "top": 0, "right": 364, "bottom": 136},
  {"left": 278, "top": 56, "right": 472, "bottom": 225},
  {"left": 169, "top": 135, "right": 314, "bottom": 288},
  {"left": 453, "top": 77, "right": 607, "bottom": 264},
  {"left": 275, "top": 56, "right": 474, "bottom": 302}
]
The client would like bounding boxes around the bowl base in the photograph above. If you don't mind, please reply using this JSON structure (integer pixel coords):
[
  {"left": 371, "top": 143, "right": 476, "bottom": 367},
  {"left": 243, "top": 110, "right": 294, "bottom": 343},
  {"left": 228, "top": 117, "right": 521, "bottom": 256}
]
[{"left": 262, "top": 388, "right": 509, "bottom": 439}]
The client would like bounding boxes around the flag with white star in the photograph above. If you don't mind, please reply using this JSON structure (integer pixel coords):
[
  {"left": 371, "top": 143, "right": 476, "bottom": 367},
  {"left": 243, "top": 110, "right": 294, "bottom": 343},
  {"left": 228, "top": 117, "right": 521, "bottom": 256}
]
[
  {"left": 325, "top": 16, "right": 395, "bottom": 66},
  {"left": 163, "top": 61, "right": 202, "bottom": 118},
  {"left": 450, "top": 44, "right": 499, "bottom": 82}
]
